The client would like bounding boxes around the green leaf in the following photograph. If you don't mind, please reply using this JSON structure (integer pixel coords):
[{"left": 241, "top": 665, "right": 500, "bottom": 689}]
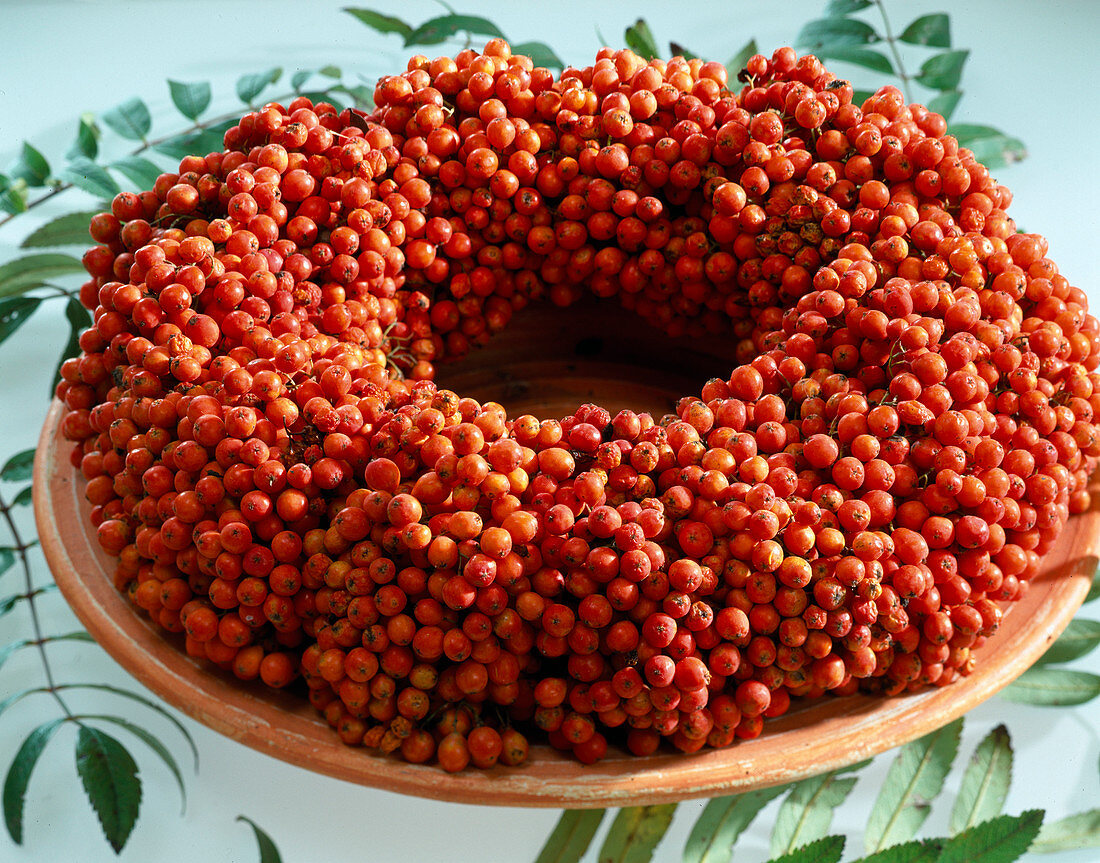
[
  {"left": 332, "top": 83, "right": 374, "bottom": 108},
  {"left": 1, "top": 185, "right": 28, "bottom": 216},
  {"left": 110, "top": 156, "right": 164, "bottom": 192},
  {"left": 959, "top": 134, "right": 1027, "bottom": 170},
  {"left": 67, "top": 114, "right": 100, "bottom": 160},
  {"left": 3, "top": 718, "right": 67, "bottom": 844},
  {"left": 727, "top": 38, "right": 760, "bottom": 73},
  {"left": 815, "top": 46, "right": 894, "bottom": 74},
  {"left": 950, "top": 724, "right": 1013, "bottom": 835},
  {"left": 795, "top": 18, "right": 880, "bottom": 50},
  {"left": 624, "top": 19, "right": 660, "bottom": 60},
  {"left": 0, "top": 585, "right": 59, "bottom": 619},
  {"left": 1031, "top": 808, "right": 1100, "bottom": 852},
  {"left": 0, "top": 687, "right": 48, "bottom": 719},
  {"left": 20, "top": 210, "right": 100, "bottom": 249},
  {"left": 0, "top": 297, "right": 44, "bottom": 346},
  {"left": 405, "top": 14, "right": 505, "bottom": 47},
  {"left": 236, "top": 68, "right": 282, "bottom": 104},
  {"left": 771, "top": 772, "right": 858, "bottom": 857},
  {"left": 101, "top": 97, "right": 152, "bottom": 142},
  {"left": 899, "top": 13, "right": 951, "bottom": 47},
  {"left": 937, "top": 810, "right": 1044, "bottom": 863},
  {"left": 1034, "top": 618, "right": 1100, "bottom": 666},
  {"left": 54, "top": 683, "right": 199, "bottom": 770},
  {"left": 824, "top": 0, "right": 873, "bottom": 14},
  {"left": 153, "top": 120, "right": 237, "bottom": 161},
  {"left": 0, "top": 547, "right": 15, "bottom": 577},
  {"left": 290, "top": 69, "right": 313, "bottom": 91},
  {"left": 917, "top": 50, "right": 969, "bottom": 91},
  {"left": 318, "top": 64, "right": 342, "bottom": 79},
  {"left": 865, "top": 718, "right": 963, "bottom": 854},
  {"left": 767, "top": 835, "right": 845, "bottom": 863},
  {"left": 8, "top": 143, "right": 51, "bottom": 188},
  {"left": 76, "top": 715, "right": 186, "bottom": 813},
  {"left": 167, "top": 79, "right": 212, "bottom": 121},
  {"left": 60, "top": 156, "right": 121, "bottom": 201},
  {"left": 599, "top": 804, "right": 678, "bottom": 863},
  {"left": 343, "top": 8, "right": 414, "bottom": 40},
  {"left": 1001, "top": 667, "right": 1100, "bottom": 706},
  {"left": 0, "top": 632, "right": 94, "bottom": 673},
  {"left": 1, "top": 448, "right": 36, "bottom": 483},
  {"left": 847, "top": 838, "right": 944, "bottom": 862},
  {"left": 512, "top": 41, "right": 566, "bottom": 70},
  {"left": 237, "top": 815, "right": 284, "bottom": 863},
  {"left": 669, "top": 43, "right": 699, "bottom": 60},
  {"left": 684, "top": 785, "right": 787, "bottom": 863},
  {"left": 75, "top": 725, "right": 142, "bottom": 853},
  {"left": 11, "top": 487, "right": 32, "bottom": 507},
  {"left": 535, "top": 809, "right": 606, "bottom": 863},
  {"left": 926, "top": 90, "right": 962, "bottom": 121},
  {"left": 52, "top": 296, "right": 92, "bottom": 394}
]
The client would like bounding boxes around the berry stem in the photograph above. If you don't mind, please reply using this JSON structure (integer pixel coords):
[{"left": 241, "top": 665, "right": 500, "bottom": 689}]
[
  {"left": 0, "top": 490, "right": 75, "bottom": 717},
  {"left": 873, "top": 0, "right": 912, "bottom": 102}
]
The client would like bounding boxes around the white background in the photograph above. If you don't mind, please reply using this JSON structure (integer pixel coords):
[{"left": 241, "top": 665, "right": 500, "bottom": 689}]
[{"left": 1, "top": 2, "right": 1099, "bottom": 861}]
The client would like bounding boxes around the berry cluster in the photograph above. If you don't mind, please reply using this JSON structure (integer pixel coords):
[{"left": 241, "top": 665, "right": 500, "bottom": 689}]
[{"left": 57, "top": 38, "right": 1099, "bottom": 771}]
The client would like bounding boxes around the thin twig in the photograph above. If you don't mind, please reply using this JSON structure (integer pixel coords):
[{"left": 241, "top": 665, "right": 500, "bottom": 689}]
[
  {"left": 873, "top": 0, "right": 911, "bottom": 102},
  {"left": 0, "top": 490, "right": 75, "bottom": 717}
]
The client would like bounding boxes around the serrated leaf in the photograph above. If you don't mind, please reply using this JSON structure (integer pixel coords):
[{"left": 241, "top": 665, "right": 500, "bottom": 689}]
[
  {"left": 728, "top": 38, "right": 760, "bottom": 73},
  {"left": 343, "top": 8, "right": 414, "bottom": 40},
  {"left": 110, "top": 156, "right": 164, "bottom": 192},
  {"left": 67, "top": 115, "right": 100, "bottom": 161},
  {"left": 3, "top": 718, "right": 67, "bottom": 844},
  {"left": 101, "top": 97, "right": 151, "bottom": 142},
  {"left": 917, "top": 49, "right": 969, "bottom": 91},
  {"left": 815, "top": 46, "right": 894, "bottom": 74},
  {"left": 1034, "top": 618, "right": 1100, "bottom": 666},
  {"left": 795, "top": 17, "right": 879, "bottom": 50},
  {"left": 1001, "top": 667, "right": 1100, "bottom": 706},
  {"left": 771, "top": 772, "right": 858, "bottom": 857},
  {"left": 959, "top": 134, "right": 1027, "bottom": 170},
  {"left": 52, "top": 296, "right": 92, "bottom": 394},
  {"left": 1031, "top": 808, "right": 1100, "bottom": 852},
  {"left": 20, "top": 210, "right": 100, "bottom": 248},
  {"left": 1, "top": 448, "right": 36, "bottom": 482},
  {"left": 926, "top": 90, "right": 962, "bottom": 121},
  {"left": 54, "top": 683, "right": 198, "bottom": 770},
  {"left": 0, "top": 548, "right": 15, "bottom": 578},
  {"left": 77, "top": 715, "right": 186, "bottom": 813},
  {"left": 536, "top": 809, "right": 606, "bottom": 863},
  {"left": 865, "top": 719, "right": 963, "bottom": 854},
  {"left": 512, "top": 41, "right": 566, "bottom": 70},
  {"left": 937, "top": 810, "right": 1043, "bottom": 863},
  {"left": 950, "top": 724, "right": 1013, "bottom": 835},
  {"left": 11, "top": 486, "right": 32, "bottom": 507},
  {"left": 599, "top": 804, "right": 678, "bottom": 863},
  {"left": 899, "top": 13, "right": 951, "bottom": 47},
  {"left": 684, "top": 785, "right": 787, "bottom": 863},
  {"left": 825, "top": 0, "right": 872, "bottom": 14},
  {"left": 0, "top": 297, "right": 43, "bottom": 345},
  {"left": 290, "top": 69, "right": 313, "bottom": 91},
  {"left": 167, "top": 79, "right": 212, "bottom": 121},
  {"left": 236, "top": 68, "right": 282, "bottom": 104},
  {"left": 847, "top": 838, "right": 944, "bottom": 862},
  {"left": 405, "top": 14, "right": 505, "bottom": 47},
  {"left": 75, "top": 726, "right": 142, "bottom": 853},
  {"left": 59, "top": 157, "right": 121, "bottom": 201},
  {"left": 238, "top": 815, "right": 283, "bottom": 863},
  {"left": 624, "top": 19, "right": 660, "bottom": 60},
  {"left": 767, "top": 835, "right": 845, "bottom": 863},
  {"left": 8, "top": 143, "right": 51, "bottom": 188}
]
